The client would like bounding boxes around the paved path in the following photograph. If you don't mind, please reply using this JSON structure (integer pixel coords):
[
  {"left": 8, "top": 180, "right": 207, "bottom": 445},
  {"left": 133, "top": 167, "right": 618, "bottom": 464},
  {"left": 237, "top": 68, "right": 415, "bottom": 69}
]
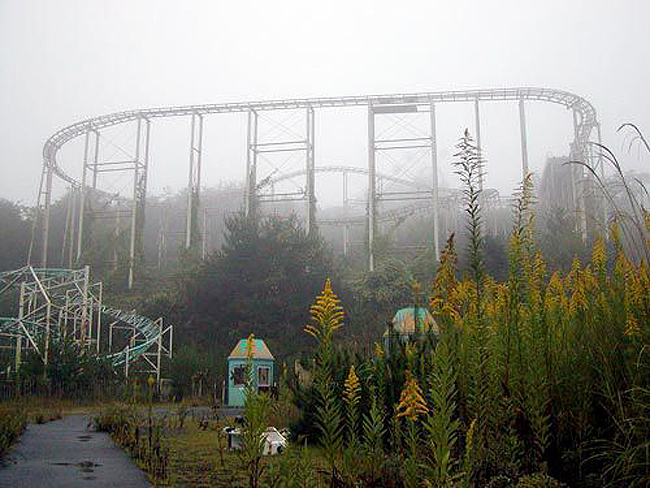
[{"left": 0, "top": 415, "right": 151, "bottom": 487}]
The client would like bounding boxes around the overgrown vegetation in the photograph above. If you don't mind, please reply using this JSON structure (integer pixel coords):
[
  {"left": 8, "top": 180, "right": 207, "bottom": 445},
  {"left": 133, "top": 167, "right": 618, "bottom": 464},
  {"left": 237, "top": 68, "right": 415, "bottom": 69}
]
[
  {"left": 0, "top": 127, "right": 647, "bottom": 486},
  {"left": 0, "top": 404, "right": 26, "bottom": 457},
  {"left": 280, "top": 130, "right": 649, "bottom": 487},
  {"left": 94, "top": 401, "right": 169, "bottom": 483},
  {"left": 17, "top": 335, "right": 122, "bottom": 399}
]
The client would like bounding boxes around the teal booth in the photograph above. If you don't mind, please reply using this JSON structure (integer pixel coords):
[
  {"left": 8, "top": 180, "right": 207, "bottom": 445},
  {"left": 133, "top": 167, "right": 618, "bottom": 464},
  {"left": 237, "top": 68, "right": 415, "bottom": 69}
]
[
  {"left": 226, "top": 338, "right": 275, "bottom": 407},
  {"left": 383, "top": 307, "right": 439, "bottom": 355}
]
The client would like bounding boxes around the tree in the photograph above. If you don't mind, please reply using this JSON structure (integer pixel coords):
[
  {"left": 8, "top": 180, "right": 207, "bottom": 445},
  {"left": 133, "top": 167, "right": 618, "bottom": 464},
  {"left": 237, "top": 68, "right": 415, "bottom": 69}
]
[
  {"left": 539, "top": 206, "right": 586, "bottom": 273},
  {"left": 0, "top": 199, "right": 31, "bottom": 271},
  {"left": 350, "top": 258, "right": 415, "bottom": 344},
  {"left": 20, "top": 335, "right": 120, "bottom": 397},
  {"left": 183, "top": 213, "right": 335, "bottom": 360}
]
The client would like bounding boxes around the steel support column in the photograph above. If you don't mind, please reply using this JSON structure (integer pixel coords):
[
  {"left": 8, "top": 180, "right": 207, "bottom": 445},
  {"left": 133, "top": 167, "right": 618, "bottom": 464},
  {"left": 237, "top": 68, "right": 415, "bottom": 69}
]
[
  {"left": 201, "top": 208, "right": 207, "bottom": 260},
  {"left": 367, "top": 104, "right": 376, "bottom": 271},
  {"left": 343, "top": 171, "right": 349, "bottom": 256},
  {"left": 76, "top": 129, "right": 91, "bottom": 261},
  {"left": 571, "top": 109, "right": 587, "bottom": 241},
  {"left": 186, "top": 112, "right": 203, "bottom": 249},
  {"left": 474, "top": 98, "right": 483, "bottom": 190},
  {"left": 91, "top": 130, "right": 100, "bottom": 189},
  {"left": 61, "top": 186, "right": 74, "bottom": 266},
  {"left": 519, "top": 98, "right": 529, "bottom": 178},
  {"left": 429, "top": 99, "right": 440, "bottom": 260},
  {"left": 14, "top": 283, "right": 25, "bottom": 372},
  {"left": 128, "top": 117, "right": 150, "bottom": 289},
  {"left": 68, "top": 187, "right": 77, "bottom": 267},
  {"left": 596, "top": 123, "right": 607, "bottom": 237},
  {"left": 41, "top": 165, "right": 53, "bottom": 267},
  {"left": 245, "top": 110, "right": 259, "bottom": 217},
  {"left": 306, "top": 107, "right": 316, "bottom": 236},
  {"left": 76, "top": 128, "right": 100, "bottom": 261}
]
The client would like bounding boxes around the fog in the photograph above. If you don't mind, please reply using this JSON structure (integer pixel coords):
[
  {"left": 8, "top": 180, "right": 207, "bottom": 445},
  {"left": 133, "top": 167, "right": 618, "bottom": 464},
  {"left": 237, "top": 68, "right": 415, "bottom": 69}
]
[{"left": 1, "top": 0, "right": 648, "bottom": 205}]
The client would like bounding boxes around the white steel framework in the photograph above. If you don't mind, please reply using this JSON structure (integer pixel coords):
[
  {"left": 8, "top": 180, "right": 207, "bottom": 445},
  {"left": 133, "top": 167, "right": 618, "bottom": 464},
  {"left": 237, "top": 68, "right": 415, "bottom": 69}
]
[
  {"left": 0, "top": 267, "right": 172, "bottom": 381},
  {"left": 34, "top": 88, "right": 599, "bottom": 283}
]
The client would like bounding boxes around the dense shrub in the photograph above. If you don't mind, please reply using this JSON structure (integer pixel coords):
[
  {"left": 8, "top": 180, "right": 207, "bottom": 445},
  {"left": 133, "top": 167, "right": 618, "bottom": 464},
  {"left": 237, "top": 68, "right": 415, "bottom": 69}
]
[
  {"left": 18, "top": 335, "right": 122, "bottom": 399},
  {"left": 0, "top": 405, "right": 26, "bottom": 457},
  {"left": 280, "top": 130, "right": 649, "bottom": 487}
]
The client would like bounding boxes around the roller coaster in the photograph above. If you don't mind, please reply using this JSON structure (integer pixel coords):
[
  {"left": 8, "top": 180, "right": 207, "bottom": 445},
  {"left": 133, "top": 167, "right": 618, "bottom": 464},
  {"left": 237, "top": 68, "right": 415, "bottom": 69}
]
[
  {"left": 0, "top": 266, "right": 172, "bottom": 379},
  {"left": 6, "top": 87, "right": 602, "bottom": 373},
  {"left": 33, "top": 87, "right": 601, "bottom": 280}
]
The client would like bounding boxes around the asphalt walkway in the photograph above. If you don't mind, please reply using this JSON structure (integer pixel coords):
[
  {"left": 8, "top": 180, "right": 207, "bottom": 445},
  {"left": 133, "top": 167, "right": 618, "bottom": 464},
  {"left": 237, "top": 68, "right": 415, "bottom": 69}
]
[{"left": 0, "top": 415, "right": 151, "bottom": 487}]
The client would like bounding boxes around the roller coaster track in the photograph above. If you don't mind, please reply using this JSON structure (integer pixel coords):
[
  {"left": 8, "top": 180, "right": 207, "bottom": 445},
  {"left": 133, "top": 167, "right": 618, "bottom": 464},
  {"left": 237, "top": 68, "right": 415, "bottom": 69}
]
[
  {"left": 36, "top": 86, "right": 598, "bottom": 279},
  {"left": 259, "top": 164, "right": 429, "bottom": 191},
  {"left": 43, "top": 87, "right": 597, "bottom": 187},
  {"left": 0, "top": 267, "right": 171, "bottom": 371}
]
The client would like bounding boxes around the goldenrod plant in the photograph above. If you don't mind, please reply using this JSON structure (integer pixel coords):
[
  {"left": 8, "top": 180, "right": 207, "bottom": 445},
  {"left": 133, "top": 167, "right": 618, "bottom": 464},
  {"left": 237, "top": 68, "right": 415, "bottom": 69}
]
[
  {"left": 287, "top": 128, "right": 648, "bottom": 487},
  {"left": 304, "top": 279, "right": 345, "bottom": 483},
  {"left": 237, "top": 333, "right": 272, "bottom": 488},
  {"left": 343, "top": 365, "right": 361, "bottom": 448},
  {"left": 423, "top": 333, "right": 460, "bottom": 487}
]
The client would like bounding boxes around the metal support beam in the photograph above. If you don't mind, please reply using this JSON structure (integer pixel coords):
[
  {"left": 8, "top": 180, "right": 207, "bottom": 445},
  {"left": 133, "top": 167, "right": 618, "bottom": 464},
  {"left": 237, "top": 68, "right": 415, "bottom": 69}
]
[
  {"left": 96, "top": 282, "right": 102, "bottom": 353},
  {"left": 474, "top": 98, "right": 483, "bottom": 191},
  {"left": 429, "top": 99, "right": 440, "bottom": 260},
  {"left": 68, "top": 188, "right": 77, "bottom": 268},
  {"left": 519, "top": 98, "right": 529, "bottom": 178},
  {"left": 245, "top": 110, "right": 258, "bottom": 217},
  {"left": 343, "top": 171, "right": 349, "bottom": 256},
  {"left": 15, "top": 283, "right": 25, "bottom": 372},
  {"left": 186, "top": 112, "right": 203, "bottom": 249},
  {"left": 596, "top": 123, "right": 608, "bottom": 238},
  {"left": 306, "top": 107, "right": 316, "bottom": 236},
  {"left": 76, "top": 130, "right": 91, "bottom": 261},
  {"left": 202, "top": 208, "right": 207, "bottom": 260},
  {"left": 571, "top": 109, "right": 587, "bottom": 241},
  {"left": 61, "top": 187, "right": 74, "bottom": 266},
  {"left": 41, "top": 165, "right": 53, "bottom": 267},
  {"left": 368, "top": 104, "right": 376, "bottom": 271},
  {"left": 128, "top": 117, "right": 150, "bottom": 289},
  {"left": 156, "top": 319, "right": 163, "bottom": 383},
  {"left": 92, "top": 130, "right": 100, "bottom": 189}
]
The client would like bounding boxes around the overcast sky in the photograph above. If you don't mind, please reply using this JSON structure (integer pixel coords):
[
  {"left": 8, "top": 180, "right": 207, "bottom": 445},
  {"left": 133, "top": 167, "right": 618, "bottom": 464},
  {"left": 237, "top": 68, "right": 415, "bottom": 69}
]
[{"left": 1, "top": 0, "right": 648, "bottom": 206}]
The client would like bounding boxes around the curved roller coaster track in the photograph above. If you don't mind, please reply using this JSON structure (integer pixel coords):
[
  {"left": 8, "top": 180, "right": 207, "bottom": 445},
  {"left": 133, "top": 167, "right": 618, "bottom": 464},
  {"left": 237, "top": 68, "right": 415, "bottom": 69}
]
[
  {"left": 42, "top": 87, "right": 596, "bottom": 185},
  {"left": 0, "top": 266, "right": 172, "bottom": 378},
  {"left": 34, "top": 87, "right": 600, "bottom": 284}
]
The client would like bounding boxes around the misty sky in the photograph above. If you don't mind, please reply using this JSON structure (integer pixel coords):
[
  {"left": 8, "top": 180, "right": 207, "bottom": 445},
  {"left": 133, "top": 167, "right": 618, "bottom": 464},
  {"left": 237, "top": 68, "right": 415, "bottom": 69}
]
[{"left": 1, "top": 0, "right": 648, "bottom": 207}]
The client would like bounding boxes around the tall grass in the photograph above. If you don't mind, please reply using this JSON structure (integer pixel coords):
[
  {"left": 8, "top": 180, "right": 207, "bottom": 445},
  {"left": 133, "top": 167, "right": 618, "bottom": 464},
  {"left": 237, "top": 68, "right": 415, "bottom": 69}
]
[
  {"left": 0, "top": 404, "right": 26, "bottom": 457},
  {"left": 287, "top": 129, "right": 649, "bottom": 487}
]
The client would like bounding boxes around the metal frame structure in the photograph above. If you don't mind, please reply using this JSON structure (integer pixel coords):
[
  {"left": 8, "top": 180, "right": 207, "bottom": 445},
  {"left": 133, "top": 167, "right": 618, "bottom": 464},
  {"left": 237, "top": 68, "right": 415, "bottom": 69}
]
[
  {"left": 0, "top": 267, "right": 172, "bottom": 382},
  {"left": 0, "top": 267, "right": 96, "bottom": 369},
  {"left": 34, "top": 88, "right": 599, "bottom": 282}
]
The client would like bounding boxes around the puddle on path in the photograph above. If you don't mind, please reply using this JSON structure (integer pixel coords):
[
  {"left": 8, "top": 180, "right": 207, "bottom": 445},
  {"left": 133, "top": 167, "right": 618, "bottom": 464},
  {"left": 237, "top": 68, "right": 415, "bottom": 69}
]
[{"left": 50, "top": 460, "right": 102, "bottom": 474}]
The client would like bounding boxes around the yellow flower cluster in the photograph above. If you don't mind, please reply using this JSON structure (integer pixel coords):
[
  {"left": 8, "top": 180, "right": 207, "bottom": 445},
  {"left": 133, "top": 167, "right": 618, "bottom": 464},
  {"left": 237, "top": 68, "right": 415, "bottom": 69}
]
[
  {"left": 245, "top": 333, "right": 255, "bottom": 361},
  {"left": 344, "top": 365, "right": 361, "bottom": 408},
  {"left": 304, "top": 278, "right": 344, "bottom": 340},
  {"left": 396, "top": 370, "right": 429, "bottom": 421}
]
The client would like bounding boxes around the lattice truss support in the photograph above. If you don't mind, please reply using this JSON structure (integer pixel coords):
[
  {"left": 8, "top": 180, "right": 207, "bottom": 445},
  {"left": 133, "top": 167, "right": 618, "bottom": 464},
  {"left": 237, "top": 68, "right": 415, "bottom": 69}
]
[
  {"left": 246, "top": 107, "right": 316, "bottom": 235},
  {"left": 36, "top": 118, "right": 151, "bottom": 290},
  {"left": 368, "top": 101, "right": 439, "bottom": 270},
  {"left": 0, "top": 267, "right": 172, "bottom": 383},
  {"left": 0, "top": 266, "right": 99, "bottom": 371},
  {"left": 107, "top": 314, "right": 173, "bottom": 382}
]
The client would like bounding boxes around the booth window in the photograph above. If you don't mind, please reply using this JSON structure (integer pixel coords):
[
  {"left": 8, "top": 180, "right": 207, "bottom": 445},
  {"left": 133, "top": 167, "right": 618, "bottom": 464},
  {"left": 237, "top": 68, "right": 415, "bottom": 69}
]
[
  {"left": 232, "top": 366, "right": 247, "bottom": 386},
  {"left": 258, "top": 366, "right": 271, "bottom": 387}
]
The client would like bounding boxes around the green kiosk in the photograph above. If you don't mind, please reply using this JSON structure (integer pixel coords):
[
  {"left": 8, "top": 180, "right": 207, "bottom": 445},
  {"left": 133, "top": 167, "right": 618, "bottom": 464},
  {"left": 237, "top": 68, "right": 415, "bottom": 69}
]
[{"left": 226, "top": 338, "right": 275, "bottom": 407}]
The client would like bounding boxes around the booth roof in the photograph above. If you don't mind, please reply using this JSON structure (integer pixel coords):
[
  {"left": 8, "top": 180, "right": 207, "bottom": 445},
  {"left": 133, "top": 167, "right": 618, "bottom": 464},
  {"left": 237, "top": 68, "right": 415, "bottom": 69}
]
[
  {"left": 383, "top": 307, "right": 439, "bottom": 336},
  {"left": 228, "top": 338, "right": 275, "bottom": 360}
]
